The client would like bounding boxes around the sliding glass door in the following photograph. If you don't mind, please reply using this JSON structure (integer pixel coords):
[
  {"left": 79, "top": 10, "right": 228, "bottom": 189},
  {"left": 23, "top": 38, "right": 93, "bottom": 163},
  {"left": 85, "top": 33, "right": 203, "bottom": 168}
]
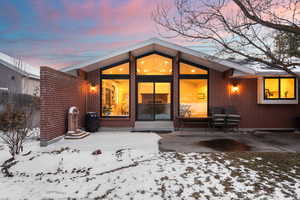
[{"left": 137, "top": 82, "right": 171, "bottom": 121}]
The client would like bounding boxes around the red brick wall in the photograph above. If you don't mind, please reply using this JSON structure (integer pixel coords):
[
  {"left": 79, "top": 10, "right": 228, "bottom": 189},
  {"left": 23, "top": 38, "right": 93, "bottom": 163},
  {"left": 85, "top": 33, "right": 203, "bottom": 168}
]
[
  {"left": 40, "top": 67, "right": 88, "bottom": 143},
  {"left": 210, "top": 70, "right": 300, "bottom": 128}
]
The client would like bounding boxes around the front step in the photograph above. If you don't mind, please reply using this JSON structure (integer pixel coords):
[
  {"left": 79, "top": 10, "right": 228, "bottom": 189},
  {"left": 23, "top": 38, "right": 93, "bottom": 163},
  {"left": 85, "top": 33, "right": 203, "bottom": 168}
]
[
  {"left": 65, "top": 131, "right": 90, "bottom": 139},
  {"left": 133, "top": 121, "right": 174, "bottom": 132}
]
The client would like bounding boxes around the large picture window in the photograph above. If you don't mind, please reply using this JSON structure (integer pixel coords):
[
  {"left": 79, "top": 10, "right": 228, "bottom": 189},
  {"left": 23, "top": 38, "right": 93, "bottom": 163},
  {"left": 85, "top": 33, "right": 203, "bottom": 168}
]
[
  {"left": 101, "top": 62, "right": 130, "bottom": 117},
  {"left": 264, "top": 77, "right": 296, "bottom": 100},
  {"left": 179, "top": 62, "right": 208, "bottom": 118}
]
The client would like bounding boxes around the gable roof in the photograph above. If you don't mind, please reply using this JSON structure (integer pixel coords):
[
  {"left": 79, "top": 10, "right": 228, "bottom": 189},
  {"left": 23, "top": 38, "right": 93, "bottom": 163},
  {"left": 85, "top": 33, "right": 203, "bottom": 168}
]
[
  {"left": 60, "top": 38, "right": 255, "bottom": 75},
  {"left": 0, "top": 52, "right": 40, "bottom": 79}
]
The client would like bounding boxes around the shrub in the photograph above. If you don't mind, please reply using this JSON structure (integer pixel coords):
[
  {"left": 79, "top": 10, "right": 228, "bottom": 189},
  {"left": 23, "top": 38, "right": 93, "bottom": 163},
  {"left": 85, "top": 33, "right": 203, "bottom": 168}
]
[{"left": 0, "top": 91, "right": 39, "bottom": 158}]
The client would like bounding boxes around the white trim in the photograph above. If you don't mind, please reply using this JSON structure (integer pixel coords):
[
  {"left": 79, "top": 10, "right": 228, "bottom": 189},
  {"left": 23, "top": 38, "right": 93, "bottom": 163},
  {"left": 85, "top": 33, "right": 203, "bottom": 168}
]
[
  {"left": 0, "top": 87, "right": 8, "bottom": 91},
  {"left": 257, "top": 77, "right": 299, "bottom": 104},
  {"left": 60, "top": 38, "right": 255, "bottom": 75}
]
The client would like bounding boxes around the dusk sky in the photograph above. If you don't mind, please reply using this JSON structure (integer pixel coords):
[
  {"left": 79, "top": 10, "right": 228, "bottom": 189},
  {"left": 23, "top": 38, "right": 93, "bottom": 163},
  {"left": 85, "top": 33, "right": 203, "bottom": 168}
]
[{"left": 0, "top": 0, "right": 215, "bottom": 69}]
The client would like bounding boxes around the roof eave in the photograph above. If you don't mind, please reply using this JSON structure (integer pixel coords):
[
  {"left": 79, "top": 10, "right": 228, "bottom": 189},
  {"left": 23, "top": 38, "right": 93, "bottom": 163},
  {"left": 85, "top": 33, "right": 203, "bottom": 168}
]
[{"left": 60, "top": 37, "right": 256, "bottom": 75}]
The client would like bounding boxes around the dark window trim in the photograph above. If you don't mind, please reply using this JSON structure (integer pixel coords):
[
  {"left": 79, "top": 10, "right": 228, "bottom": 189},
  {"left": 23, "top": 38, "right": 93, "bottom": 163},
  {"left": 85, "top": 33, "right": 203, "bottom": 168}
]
[
  {"left": 136, "top": 75, "right": 173, "bottom": 82},
  {"left": 263, "top": 77, "right": 297, "bottom": 100},
  {"left": 100, "top": 61, "right": 131, "bottom": 119},
  {"left": 135, "top": 51, "right": 174, "bottom": 60},
  {"left": 100, "top": 116, "right": 130, "bottom": 119},
  {"left": 101, "top": 74, "right": 130, "bottom": 79},
  {"left": 135, "top": 80, "right": 173, "bottom": 121},
  {"left": 179, "top": 74, "right": 208, "bottom": 79}
]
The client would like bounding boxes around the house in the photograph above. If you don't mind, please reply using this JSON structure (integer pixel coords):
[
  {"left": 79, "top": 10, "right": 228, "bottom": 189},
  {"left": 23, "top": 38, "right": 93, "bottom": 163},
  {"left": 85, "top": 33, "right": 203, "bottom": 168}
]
[
  {"left": 40, "top": 38, "right": 300, "bottom": 146},
  {"left": 0, "top": 52, "right": 40, "bottom": 96}
]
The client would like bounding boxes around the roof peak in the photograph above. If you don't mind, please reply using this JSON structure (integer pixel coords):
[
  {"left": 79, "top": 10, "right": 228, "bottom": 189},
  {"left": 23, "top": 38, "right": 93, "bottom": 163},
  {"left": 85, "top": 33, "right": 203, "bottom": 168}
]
[{"left": 60, "top": 38, "right": 255, "bottom": 75}]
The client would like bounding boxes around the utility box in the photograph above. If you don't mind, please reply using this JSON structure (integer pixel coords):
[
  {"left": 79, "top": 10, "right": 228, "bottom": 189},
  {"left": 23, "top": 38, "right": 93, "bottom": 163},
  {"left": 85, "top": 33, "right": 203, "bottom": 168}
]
[{"left": 85, "top": 112, "right": 99, "bottom": 132}]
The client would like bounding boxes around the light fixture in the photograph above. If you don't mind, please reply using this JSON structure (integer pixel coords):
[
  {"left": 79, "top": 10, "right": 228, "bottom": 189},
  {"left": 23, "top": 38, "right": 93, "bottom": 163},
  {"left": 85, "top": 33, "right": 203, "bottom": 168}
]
[
  {"left": 141, "top": 61, "right": 145, "bottom": 64},
  {"left": 119, "top": 68, "right": 123, "bottom": 71},
  {"left": 89, "top": 82, "right": 97, "bottom": 93},
  {"left": 231, "top": 85, "right": 239, "bottom": 93},
  {"left": 191, "top": 69, "right": 196, "bottom": 73},
  {"left": 231, "top": 79, "right": 240, "bottom": 94},
  {"left": 164, "top": 61, "right": 169, "bottom": 64}
]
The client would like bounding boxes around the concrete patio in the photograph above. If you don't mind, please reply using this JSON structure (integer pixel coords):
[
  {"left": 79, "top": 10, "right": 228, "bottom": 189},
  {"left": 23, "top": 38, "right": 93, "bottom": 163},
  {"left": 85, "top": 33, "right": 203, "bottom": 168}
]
[{"left": 158, "top": 131, "right": 300, "bottom": 152}]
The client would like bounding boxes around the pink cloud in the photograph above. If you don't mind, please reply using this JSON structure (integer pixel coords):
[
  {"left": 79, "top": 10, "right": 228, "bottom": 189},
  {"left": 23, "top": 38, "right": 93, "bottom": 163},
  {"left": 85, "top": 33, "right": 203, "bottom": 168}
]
[
  {"left": 60, "top": 0, "right": 159, "bottom": 36},
  {"left": 21, "top": 38, "right": 143, "bottom": 69}
]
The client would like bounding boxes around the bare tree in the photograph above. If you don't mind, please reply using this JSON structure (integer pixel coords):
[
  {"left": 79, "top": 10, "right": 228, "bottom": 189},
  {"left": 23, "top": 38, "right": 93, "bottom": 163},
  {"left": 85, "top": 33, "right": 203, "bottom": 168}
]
[
  {"left": 153, "top": 0, "right": 300, "bottom": 77},
  {"left": 0, "top": 57, "right": 39, "bottom": 159},
  {"left": 0, "top": 90, "right": 39, "bottom": 159}
]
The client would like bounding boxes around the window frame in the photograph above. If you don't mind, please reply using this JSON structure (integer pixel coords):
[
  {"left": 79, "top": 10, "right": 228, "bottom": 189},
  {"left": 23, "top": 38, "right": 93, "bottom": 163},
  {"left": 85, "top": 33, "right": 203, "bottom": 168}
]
[
  {"left": 178, "top": 60, "right": 209, "bottom": 119},
  {"left": 135, "top": 52, "right": 174, "bottom": 121},
  {"left": 100, "top": 60, "right": 130, "bottom": 119},
  {"left": 263, "top": 77, "right": 296, "bottom": 100}
]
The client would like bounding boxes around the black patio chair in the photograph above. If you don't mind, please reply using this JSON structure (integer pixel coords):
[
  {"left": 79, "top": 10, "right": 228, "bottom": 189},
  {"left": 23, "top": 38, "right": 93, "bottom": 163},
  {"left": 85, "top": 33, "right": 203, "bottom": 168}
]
[
  {"left": 209, "top": 107, "right": 226, "bottom": 130},
  {"left": 224, "top": 106, "right": 241, "bottom": 132}
]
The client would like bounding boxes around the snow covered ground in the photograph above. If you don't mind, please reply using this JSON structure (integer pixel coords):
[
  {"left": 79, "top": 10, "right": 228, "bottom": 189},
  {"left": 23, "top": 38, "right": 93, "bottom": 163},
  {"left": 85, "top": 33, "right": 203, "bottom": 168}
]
[{"left": 0, "top": 132, "right": 300, "bottom": 200}]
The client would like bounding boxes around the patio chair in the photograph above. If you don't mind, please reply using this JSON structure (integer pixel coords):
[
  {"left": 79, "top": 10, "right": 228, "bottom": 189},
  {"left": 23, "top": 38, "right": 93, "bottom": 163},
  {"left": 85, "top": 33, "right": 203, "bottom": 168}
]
[
  {"left": 209, "top": 107, "right": 226, "bottom": 130},
  {"left": 224, "top": 106, "right": 241, "bottom": 132}
]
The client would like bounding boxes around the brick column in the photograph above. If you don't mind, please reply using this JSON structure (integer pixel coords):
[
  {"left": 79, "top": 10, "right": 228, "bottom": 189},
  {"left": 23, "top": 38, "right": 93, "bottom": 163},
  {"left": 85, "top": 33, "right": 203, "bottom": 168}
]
[{"left": 40, "top": 67, "right": 88, "bottom": 146}]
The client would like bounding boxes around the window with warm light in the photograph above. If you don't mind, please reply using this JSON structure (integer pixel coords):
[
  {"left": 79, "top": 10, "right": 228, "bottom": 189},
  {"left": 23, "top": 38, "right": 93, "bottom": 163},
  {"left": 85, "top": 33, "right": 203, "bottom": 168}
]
[
  {"left": 180, "top": 79, "right": 208, "bottom": 118},
  {"left": 179, "top": 62, "right": 208, "bottom": 118},
  {"left": 137, "top": 54, "right": 172, "bottom": 75},
  {"left": 102, "top": 62, "right": 129, "bottom": 75},
  {"left": 264, "top": 77, "right": 296, "bottom": 100},
  {"left": 101, "top": 79, "right": 129, "bottom": 117},
  {"left": 180, "top": 62, "right": 208, "bottom": 75},
  {"left": 100, "top": 61, "right": 130, "bottom": 117}
]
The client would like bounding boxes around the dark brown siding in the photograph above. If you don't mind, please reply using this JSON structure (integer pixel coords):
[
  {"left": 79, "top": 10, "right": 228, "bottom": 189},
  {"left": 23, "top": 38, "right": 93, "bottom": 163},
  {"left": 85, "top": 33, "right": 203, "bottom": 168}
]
[
  {"left": 129, "top": 53, "right": 136, "bottom": 127},
  {"left": 86, "top": 69, "right": 100, "bottom": 113},
  {"left": 100, "top": 119, "right": 132, "bottom": 127},
  {"left": 40, "top": 67, "right": 87, "bottom": 143},
  {"left": 210, "top": 70, "right": 300, "bottom": 128},
  {"left": 89, "top": 59, "right": 300, "bottom": 129},
  {"left": 173, "top": 53, "right": 180, "bottom": 127}
]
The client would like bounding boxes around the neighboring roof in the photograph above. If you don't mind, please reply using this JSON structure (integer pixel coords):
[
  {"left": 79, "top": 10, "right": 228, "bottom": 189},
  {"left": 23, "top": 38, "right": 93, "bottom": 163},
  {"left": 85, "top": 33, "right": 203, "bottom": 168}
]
[
  {"left": 0, "top": 52, "right": 40, "bottom": 79},
  {"left": 227, "top": 58, "right": 300, "bottom": 76},
  {"left": 60, "top": 37, "right": 255, "bottom": 75}
]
